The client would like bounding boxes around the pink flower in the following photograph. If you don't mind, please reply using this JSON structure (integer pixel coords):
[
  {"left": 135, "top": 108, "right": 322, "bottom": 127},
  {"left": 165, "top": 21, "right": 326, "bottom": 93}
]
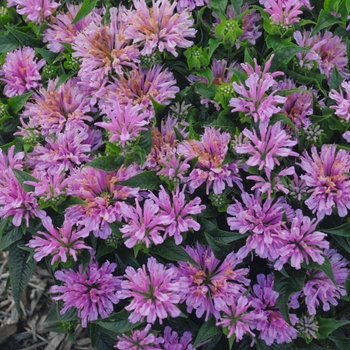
[
  {"left": 249, "top": 274, "right": 298, "bottom": 345},
  {"left": 176, "top": 244, "right": 250, "bottom": 321},
  {"left": 329, "top": 80, "right": 350, "bottom": 121},
  {"left": 124, "top": 0, "right": 196, "bottom": 56},
  {"left": 95, "top": 102, "right": 149, "bottom": 148},
  {"left": 117, "top": 257, "right": 181, "bottom": 324},
  {"left": 8, "top": 0, "right": 60, "bottom": 23},
  {"left": 177, "top": 127, "right": 242, "bottom": 194},
  {"left": 0, "top": 47, "right": 45, "bottom": 97},
  {"left": 177, "top": 0, "right": 208, "bottom": 11},
  {"left": 120, "top": 198, "right": 171, "bottom": 248},
  {"left": 235, "top": 122, "right": 298, "bottom": 177},
  {"left": 229, "top": 55, "right": 286, "bottom": 124},
  {"left": 300, "top": 145, "right": 350, "bottom": 219},
  {"left": 216, "top": 296, "right": 257, "bottom": 341},
  {"left": 27, "top": 216, "right": 89, "bottom": 264},
  {"left": 227, "top": 192, "right": 294, "bottom": 261},
  {"left": 116, "top": 324, "right": 164, "bottom": 349},
  {"left": 274, "top": 209, "right": 329, "bottom": 270},
  {"left": 51, "top": 260, "right": 121, "bottom": 328},
  {"left": 148, "top": 185, "right": 205, "bottom": 244},
  {"left": 161, "top": 326, "right": 195, "bottom": 350}
]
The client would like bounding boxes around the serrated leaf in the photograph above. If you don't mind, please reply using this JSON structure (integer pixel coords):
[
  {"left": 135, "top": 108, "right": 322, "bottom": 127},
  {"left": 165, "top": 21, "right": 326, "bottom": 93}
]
[
  {"left": 210, "top": 0, "right": 227, "bottom": 19},
  {"left": 274, "top": 269, "right": 306, "bottom": 324},
  {"left": 0, "top": 225, "right": 23, "bottom": 251},
  {"left": 90, "top": 323, "right": 118, "bottom": 350},
  {"left": 316, "top": 318, "right": 350, "bottom": 339},
  {"left": 13, "top": 169, "right": 38, "bottom": 192},
  {"left": 120, "top": 171, "right": 161, "bottom": 190},
  {"left": 8, "top": 92, "right": 33, "bottom": 114},
  {"left": 330, "top": 66, "right": 343, "bottom": 91},
  {"left": 71, "top": 0, "right": 98, "bottom": 24},
  {"left": 6, "top": 27, "right": 42, "bottom": 47},
  {"left": 138, "top": 126, "right": 152, "bottom": 154},
  {"left": 329, "top": 335, "right": 350, "bottom": 350},
  {"left": 322, "top": 221, "right": 350, "bottom": 238},
  {"left": 302, "top": 256, "right": 336, "bottom": 285},
  {"left": 35, "top": 47, "right": 58, "bottom": 64},
  {"left": 92, "top": 309, "right": 140, "bottom": 334},
  {"left": 151, "top": 239, "right": 199, "bottom": 267},
  {"left": 0, "top": 33, "right": 19, "bottom": 53},
  {"left": 8, "top": 240, "right": 37, "bottom": 315},
  {"left": 84, "top": 155, "right": 125, "bottom": 172},
  {"left": 311, "top": 10, "right": 343, "bottom": 36},
  {"left": 193, "top": 317, "right": 221, "bottom": 347},
  {"left": 231, "top": 0, "right": 243, "bottom": 15}
]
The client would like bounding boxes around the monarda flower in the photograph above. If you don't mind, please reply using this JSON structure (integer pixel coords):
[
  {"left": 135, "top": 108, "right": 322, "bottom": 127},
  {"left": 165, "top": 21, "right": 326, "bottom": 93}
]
[
  {"left": 329, "top": 80, "right": 350, "bottom": 121},
  {"left": 235, "top": 122, "right": 299, "bottom": 177},
  {"left": 124, "top": 0, "right": 196, "bottom": 56},
  {"left": 177, "top": 0, "right": 208, "bottom": 11},
  {"left": 229, "top": 55, "right": 286, "bottom": 124},
  {"left": 65, "top": 165, "right": 140, "bottom": 239},
  {"left": 175, "top": 244, "right": 250, "bottom": 321},
  {"left": 249, "top": 274, "right": 298, "bottom": 346},
  {"left": 95, "top": 101, "right": 149, "bottom": 148},
  {"left": 148, "top": 185, "right": 206, "bottom": 244},
  {"left": 177, "top": 127, "right": 242, "bottom": 194},
  {"left": 0, "top": 47, "right": 45, "bottom": 97},
  {"left": 117, "top": 257, "right": 182, "bottom": 324},
  {"left": 51, "top": 260, "right": 121, "bottom": 328},
  {"left": 7, "top": 0, "right": 60, "bottom": 23},
  {"left": 227, "top": 192, "right": 294, "bottom": 261},
  {"left": 27, "top": 216, "right": 90, "bottom": 264},
  {"left": 161, "top": 327, "right": 195, "bottom": 350},
  {"left": 274, "top": 209, "right": 329, "bottom": 270},
  {"left": 300, "top": 144, "right": 350, "bottom": 219},
  {"left": 18, "top": 78, "right": 93, "bottom": 137}
]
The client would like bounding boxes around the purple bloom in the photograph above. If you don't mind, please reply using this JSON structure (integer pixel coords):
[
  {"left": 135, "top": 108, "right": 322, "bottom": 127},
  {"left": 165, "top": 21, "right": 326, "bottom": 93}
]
[
  {"left": 148, "top": 185, "right": 205, "bottom": 244},
  {"left": 229, "top": 55, "right": 286, "bottom": 124},
  {"left": 119, "top": 198, "right": 171, "bottom": 248},
  {"left": 227, "top": 192, "right": 294, "bottom": 261},
  {"left": 291, "top": 249, "right": 349, "bottom": 315},
  {"left": 51, "top": 260, "right": 121, "bottom": 328},
  {"left": 95, "top": 102, "right": 149, "bottom": 148},
  {"left": 27, "top": 216, "right": 89, "bottom": 264},
  {"left": 177, "top": 127, "right": 242, "bottom": 194},
  {"left": 177, "top": 0, "right": 208, "bottom": 11},
  {"left": 0, "top": 47, "right": 45, "bottom": 97},
  {"left": 161, "top": 326, "right": 195, "bottom": 350},
  {"left": 7, "top": 0, "right": 60, "bottom": 23},
  {"left": 124, "top": 0, "right": 196, "bottom": 56},
  {"left": 329, "top": 80, "right": 350, "bottom": 121},
  {"left": 235, "top": 122, "right": 299, "bottom": 177},
  {"left": 116, "top": 324, "right": 164, "bottom": 349},
  {"left": 117, "top": 257, "right": 181, "bottom": 324},
  {"left": 176, "top": 244, "right": 250, "bottom": 321},
  {"left": 216, "top": 296, "right": 257, "bottom": 341},
  {"left": 300, "top": 144, "right": 350, "bottom": 219},
  {"left": 65, "top": 165, "right": 140, "bottom": 239},
  {"left": 274, "top": 209, "right": 329, "bottom": 270},
  {"left": 249, "top": 274, "right": 298, "bottom": 345}
]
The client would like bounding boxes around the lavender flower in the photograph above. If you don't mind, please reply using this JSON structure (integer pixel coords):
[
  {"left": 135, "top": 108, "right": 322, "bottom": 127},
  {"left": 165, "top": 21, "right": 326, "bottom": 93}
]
[
  {"left": 51, "top": 260, "right": 121, "bottom": 328},
  {"left": 176, "top": 244, "right": 250, "bottom": 321},
  {"left": 300, "top": 144, "right": 350, "bottom": 219},
  {"left": 124, "top": 0, "right": 196, "bottom": 56},
  {"left": 118, "top": 257, "right": 181, "bottom": 324},
  {"left": 329, "top": 80, "right": 350, "bottom": 121},
  {"left": 0, "top": 47, "right": 45, "bottom": 97},
  {"left": 161, "top": 326, "right": 195, "bottom": 350},
  {"left": 177, "top": 0, "right": 208, "bottom": 11}
]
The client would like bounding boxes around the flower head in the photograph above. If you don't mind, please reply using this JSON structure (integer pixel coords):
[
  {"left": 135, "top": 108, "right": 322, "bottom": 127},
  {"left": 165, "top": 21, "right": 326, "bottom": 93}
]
[
  {"left": 329, "top": 80, "right": 350, "bottom": 121},
  {"left": 51, "top": 260, "right": 121, "bottom": 328},
  {"left": 0, "top": 47, "right": 45, "bottom": 97},
  {"left": 117, "top": 257, "right": 182, "bottom": 324}
]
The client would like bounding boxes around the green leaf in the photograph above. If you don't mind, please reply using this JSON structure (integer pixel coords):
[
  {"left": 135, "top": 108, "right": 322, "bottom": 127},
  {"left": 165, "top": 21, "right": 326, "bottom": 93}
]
[
  {"left": 35, "top": 47, "right": 58, "bottom": 64},
  {"left": 196, "top": 82, "right": 218, "bottom": 100},
  {"left": 84, "top": 155, "right": 125, "bottom": 172},
  {"left": 151, "top": 239, "right": 199, "bottom": 267},
  {"left": 0, "top": 33, "right": 19, "bottom": 53},
  {"left": 120, "top": 171, "right": 161, "bottom": 190},
  {"left": 193, "top": 317, "right": 221, "bottom": 348},
  {"left": 274, "top": 269, "right": 306, "bottom": 324},
  {"left": 208, "top": 38, "right": 221, "bottom": 59},
  {"left": 8, "top": 92, "right": 33, "bottom": 114},
  {"left": 195, "top": 67, "right": 214, "bottom": 86},
  {"left": 138, "top": 126, "right": 152, "bottom": 155},
  {"left": 311, "top": 10, "right": 343, "bottom": 36},
  {"left": 92, "top": 309, "right": 140, "bottom": 334},
  {"left": 322, "top": 221, "right": 350, "bottom": 238},
  {"left": 329, "top": 335, "right": 350, "bottom": 350},
  {"left": 71, "top": 0, "right": 98, "bottom": 24},
  {"left": 316, "top": 317, "right": 350, "bottom": 339},
  {"left": 6, "top": 27, "right": 42, "bottom": 47},
  {"left": 302, "top": 256, "right": 336, "bottom": 285},
  {"left": 45, "top": 303, "right": 78, "bottom": 326},
  {"left": 8, "top": 240, "right": 37, "bottom": 315},
  {"left": 329, "top": 66, "right": 343, "bottom": 91},
  {"left": 55, "top": 71, "right": 77, "bottom": 90},
  {"left": 270, "top": 46, "right": 309, "bottom": 71},
  {"left": 13, "top": 169, "right": 38, "bottom": 192},
  {"left": 231, "top": 0, "right": 243, "bottom": 15},
  {"left": 0, "top": 225, "right": 23, "bottom": 251},
  {"left": 89, "top": 324, "right": 116, "bottom": 350},
  {"left": 204, "top": 232, "right": 233, "bottom": 260}
]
